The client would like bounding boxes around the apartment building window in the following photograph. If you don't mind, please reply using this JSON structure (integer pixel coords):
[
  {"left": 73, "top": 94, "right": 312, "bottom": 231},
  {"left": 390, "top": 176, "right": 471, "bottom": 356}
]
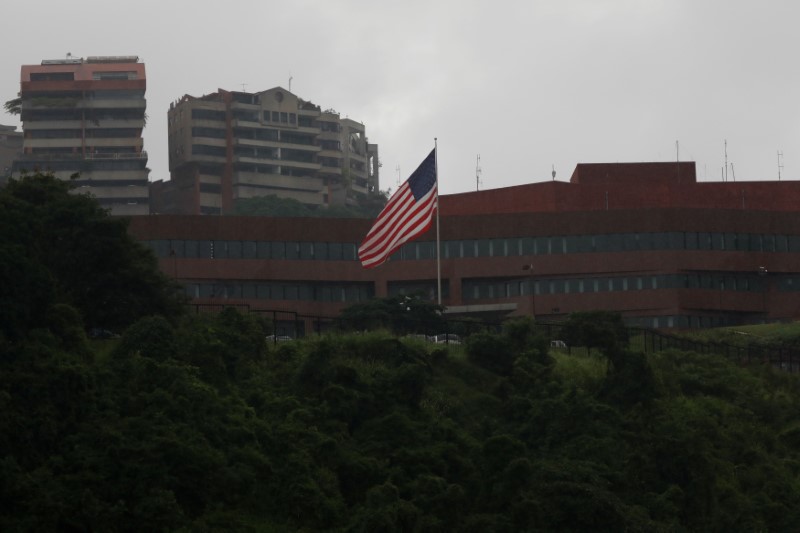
[
  {"left": 199, "top": 183, "right": 220, "bottom": 193},
  {"left": 192, "top": 108, "right": 226, "bottom": 121},
  {"left": 232, "top": 93, "right": 257, "bottom": 104},
  {"left": 92, "top": 89, "right": 145, "bottom": 99},
  {"left": 192, "top": 127, "right": 226, "bottom": 139},
  {"left": 319, "top": 157, "right": 340, "bottom": 168},
  {"left": 233, "top": 110, "right": 259, "bottom": 122},
  {"left": 320, "top": 121, "right": 341, "bottom": 133},
  {"left": 92, "top": 71, "right": 138, "bottom": 80},
  {"left": 28, "top": 129, "right": 82, "bottom": 139},
  {"left": 320, "top": 140, "right": 341, "bottom": 151},
  {"left": 86, "top": 128, "right": 141, "bottom": 138},
  {"left": 30, "top": 72, "right": 74, "bottom": 81},
  {"left": 192, "top": 144, "right": 226, "bottom": 157}
]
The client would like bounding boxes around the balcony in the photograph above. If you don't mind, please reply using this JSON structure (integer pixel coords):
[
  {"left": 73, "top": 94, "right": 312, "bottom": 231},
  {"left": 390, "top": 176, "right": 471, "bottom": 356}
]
[
  {"left": 318, "top": 130, "right": 341, "bottom": 141},
  {"left": 80, "top": 98, "right": 146, "bottom": 110},
  {"left": 234, "top": 171, "right": 324, "bottom": 191},
  {"left": 19, "top": 150, "right": 148, "bottom": 162}
]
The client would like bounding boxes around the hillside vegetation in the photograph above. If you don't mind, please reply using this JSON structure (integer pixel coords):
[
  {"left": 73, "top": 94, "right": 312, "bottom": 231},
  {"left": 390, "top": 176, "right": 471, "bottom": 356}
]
[{"left": 3, "top": 311, "right": 800, "bottom": 531}]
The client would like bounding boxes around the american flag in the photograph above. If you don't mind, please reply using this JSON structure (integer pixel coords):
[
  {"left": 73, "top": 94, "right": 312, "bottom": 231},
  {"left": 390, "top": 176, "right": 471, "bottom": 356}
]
[{"left": 358, "top": 149, "right": 437, "bottom": 268}]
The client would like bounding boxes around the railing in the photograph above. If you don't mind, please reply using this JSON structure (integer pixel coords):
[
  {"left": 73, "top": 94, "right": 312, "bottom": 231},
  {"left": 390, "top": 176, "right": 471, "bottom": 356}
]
[
  {"left": 632, "top": 327, "right": 800, "bottom": 373},
  {"left": 16, "top": 151, "right": 148, "bottom": 161},
  {"left": 187, "top": 303, "right": 800, "bottom": 372}
]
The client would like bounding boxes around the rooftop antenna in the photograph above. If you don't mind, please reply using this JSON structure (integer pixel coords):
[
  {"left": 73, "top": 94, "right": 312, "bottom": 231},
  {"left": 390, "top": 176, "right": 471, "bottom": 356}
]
[
  {"left": 676, "top": 140, "right": 679, "bottom": 162},
  {"left": 395, "top": 164, "right": 401, "bottom": 187},
  {"left": 778, "top": 150, "right": 784, "bottom": 181},
  {"left": 731, "top": 162, "right": 736, "bottom": 182},
  {"left": 289, "top": 75, "right": 293, "bottom": 92},
  {"left": 240, "top": 83, "right": 247, "bottom": 92},
  {"left": 551, "top": 164, "right": 556, "bottom": 181},
  {"left": 476, "top": 154, "right": 482, "bottom": 191},
  {"left": 724, "top": 139, "right": 728, "bottom": 182}
]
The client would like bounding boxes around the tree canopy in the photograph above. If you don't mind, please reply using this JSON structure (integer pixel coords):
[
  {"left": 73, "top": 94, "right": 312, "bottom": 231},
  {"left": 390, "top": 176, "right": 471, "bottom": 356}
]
[
  {"left": 232, "top": 192, "right": 387, "bottom": 218},
  {"left": 4, "top": 309, "right": 800, "bottom": 530},
  {"left": 0, "top": 172, "right": 184, "bottom": 337}
]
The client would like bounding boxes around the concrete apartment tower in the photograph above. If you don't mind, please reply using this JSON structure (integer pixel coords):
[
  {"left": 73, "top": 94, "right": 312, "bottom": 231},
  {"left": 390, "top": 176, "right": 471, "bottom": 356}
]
[
  {"left": 156, "top": 87, "right": 379, "bottom": 214},
  {"left": 12, "top": 56, "right": 149, "bottom": 215}
]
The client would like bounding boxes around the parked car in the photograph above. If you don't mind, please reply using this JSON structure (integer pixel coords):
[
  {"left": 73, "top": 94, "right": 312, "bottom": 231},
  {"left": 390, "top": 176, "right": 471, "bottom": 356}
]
[
  {"left": 550, "top": 339, "right": 568, "bottom": 349},
  {"left": 404, "top": 334, "right": 431, "bottom": 342},
  {"left": 266, "top": 335, "right": 293, "bottom": 343}
]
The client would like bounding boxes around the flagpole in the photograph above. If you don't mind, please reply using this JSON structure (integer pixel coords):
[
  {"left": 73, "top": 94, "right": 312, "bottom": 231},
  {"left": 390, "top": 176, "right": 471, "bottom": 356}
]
[{"left": 435, "top": 138, "right": 441, "bottom": 306}]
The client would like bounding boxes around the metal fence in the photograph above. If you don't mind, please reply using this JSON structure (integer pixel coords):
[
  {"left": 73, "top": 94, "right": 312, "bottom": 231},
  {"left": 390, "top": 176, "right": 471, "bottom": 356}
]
[{"left": 189, "top": 303, "right": 800, "bottom": 373}]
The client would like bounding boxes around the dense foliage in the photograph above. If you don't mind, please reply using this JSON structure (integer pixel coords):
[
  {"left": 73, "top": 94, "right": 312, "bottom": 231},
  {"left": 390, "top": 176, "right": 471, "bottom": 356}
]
[
  {"left": 0, "top": 172, "right": 184, "bottom": 335},
  {"left": 232, "top": 192, "right": 387, "bottom": 219},
  {"left": 3, "top": 309, "right": 800, "bottom": 530},
  {"left": 337, "top": 293, "right": 446, "bottom": 335}
]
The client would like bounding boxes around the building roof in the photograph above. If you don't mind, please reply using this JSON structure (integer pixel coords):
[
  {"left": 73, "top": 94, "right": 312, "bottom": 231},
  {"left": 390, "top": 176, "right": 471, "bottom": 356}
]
[{"left": 439, "top": 161, "right": 800, "bottom": 216}]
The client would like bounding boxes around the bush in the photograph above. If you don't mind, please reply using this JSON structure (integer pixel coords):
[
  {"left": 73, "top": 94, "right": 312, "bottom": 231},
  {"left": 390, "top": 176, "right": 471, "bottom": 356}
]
[{"left": 466, "top": 332, "right": 515, "bottom": 376}]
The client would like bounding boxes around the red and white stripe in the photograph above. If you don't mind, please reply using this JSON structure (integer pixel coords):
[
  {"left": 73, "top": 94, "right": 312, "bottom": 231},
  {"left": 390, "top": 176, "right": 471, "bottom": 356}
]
[{"left": 358, "top": 181, "right": 438, "bottom": 268}]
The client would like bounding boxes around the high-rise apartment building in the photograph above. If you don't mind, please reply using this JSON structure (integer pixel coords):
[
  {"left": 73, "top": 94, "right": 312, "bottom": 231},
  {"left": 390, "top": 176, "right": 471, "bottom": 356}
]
[
  {"left": 12, "top": 56, "right": 149, "bottom": 215},
  {"left": 156, "top": 87, "right": 379, "bottom": 214}
]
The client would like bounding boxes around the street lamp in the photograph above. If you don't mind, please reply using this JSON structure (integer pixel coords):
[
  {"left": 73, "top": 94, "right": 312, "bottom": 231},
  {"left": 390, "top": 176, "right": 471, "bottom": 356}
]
[{"left": 522, "top": 264, "right": 535, "bottom": 320}]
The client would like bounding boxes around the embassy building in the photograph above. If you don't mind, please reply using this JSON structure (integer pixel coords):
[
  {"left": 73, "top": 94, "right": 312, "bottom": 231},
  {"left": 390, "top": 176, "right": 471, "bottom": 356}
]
[{"left": 130, "top": 161, "right": 800, "bottom": 330}]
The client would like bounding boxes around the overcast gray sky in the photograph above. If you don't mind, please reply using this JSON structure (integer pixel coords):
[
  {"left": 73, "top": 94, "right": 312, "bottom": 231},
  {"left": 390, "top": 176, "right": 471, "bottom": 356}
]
[{"left": 3, "top": 0, "right": 799, "bottom": 194}]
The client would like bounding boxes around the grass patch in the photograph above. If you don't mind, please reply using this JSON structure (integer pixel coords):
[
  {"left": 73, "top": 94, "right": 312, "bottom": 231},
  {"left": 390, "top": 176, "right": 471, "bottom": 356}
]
[{"left": 550, "top": 350, "right": 607, "bottom": 393}]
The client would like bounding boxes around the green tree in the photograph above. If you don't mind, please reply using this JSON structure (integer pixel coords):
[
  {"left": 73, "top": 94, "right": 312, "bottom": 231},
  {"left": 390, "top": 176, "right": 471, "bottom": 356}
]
[
  {"left": 232, "top": 192, "right": 387, "bottom": 218},
  {"left": 562, "top": 310, "right": 629, "bottom": 355},
  {"left": 232, "top": 194, "right": 315, "bottom": 216},
  {"left": 4, "top": 93, "right": 21, "bottom": 115},
  {"left": 339, "top": 293, "right": 444, "bottom": 335},
  {"left": 0, "top": 173, "right": 185, "bottom": 332}
]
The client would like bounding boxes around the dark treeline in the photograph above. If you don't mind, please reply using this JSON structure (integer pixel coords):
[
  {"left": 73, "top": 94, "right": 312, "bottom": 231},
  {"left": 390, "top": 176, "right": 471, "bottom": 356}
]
[
  {"left": 2, "top": 174, "right": 800, "bottom": 531},
  {"left": 4, "top": 311, "right": 800, "bottom": 531}
]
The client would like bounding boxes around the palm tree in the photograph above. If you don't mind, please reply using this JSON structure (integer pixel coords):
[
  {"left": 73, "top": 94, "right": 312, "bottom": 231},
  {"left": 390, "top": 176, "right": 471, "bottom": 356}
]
[{"left": 4, "top": 93, "right": 21, "bottom": 115}]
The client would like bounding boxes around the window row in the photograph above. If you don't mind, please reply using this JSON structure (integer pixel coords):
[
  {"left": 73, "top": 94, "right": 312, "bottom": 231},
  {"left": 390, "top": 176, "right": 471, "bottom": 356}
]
[
  {"left": 184, "top": 281, "right": 373, "bottom": 302},
  {"left": 395, "top": 231, "right": 800, "bottom": 260},
  {"left": 627, "top": 315, "right": 745, "bottom": 329},
  {"left": 27, "top": 128, "right": 141, "bottom": 139},
  {"left": 462, "top": 272, "right": 773, "bottom": 301},
  {"left": 149, "top": 239, "right": 358, "bottom": 261},
  {"left": 148, "top": 230, "right": 800, "bottom": 264}
]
